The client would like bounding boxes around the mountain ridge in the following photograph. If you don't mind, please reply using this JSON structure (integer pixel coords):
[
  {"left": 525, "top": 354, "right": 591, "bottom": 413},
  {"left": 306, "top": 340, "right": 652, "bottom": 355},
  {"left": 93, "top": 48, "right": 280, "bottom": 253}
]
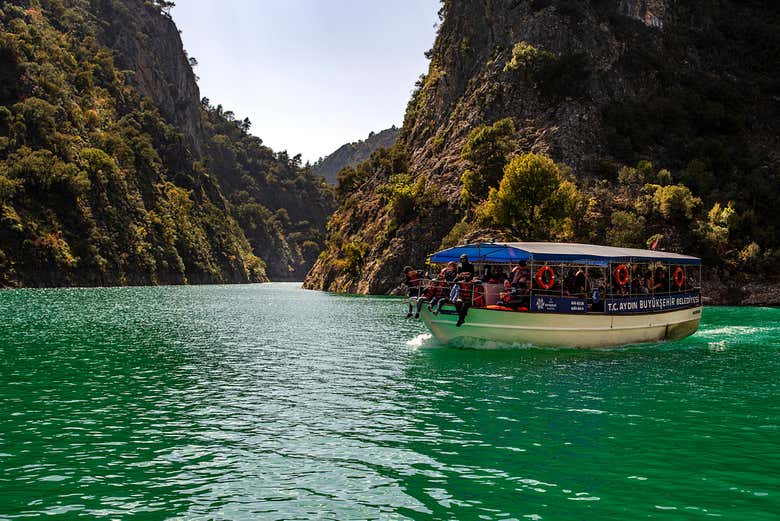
[{"left": 313, "top": 127, "right": 399, "bottom": 185}]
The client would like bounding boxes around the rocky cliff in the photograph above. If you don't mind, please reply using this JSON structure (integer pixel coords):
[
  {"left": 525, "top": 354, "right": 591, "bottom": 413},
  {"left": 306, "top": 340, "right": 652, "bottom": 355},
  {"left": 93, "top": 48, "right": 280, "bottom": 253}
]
[
  {"left": 0, "top": 0, "right": 333, "bottom": 287},
  {"left": 313, "top": 127, "right": 399, "bottom": 184},
  {"left": 96, "top": 0, "right": 204, "bottom": 156},
  {"left": 305, "top": 0, "right": 780, "bottom": 305}
]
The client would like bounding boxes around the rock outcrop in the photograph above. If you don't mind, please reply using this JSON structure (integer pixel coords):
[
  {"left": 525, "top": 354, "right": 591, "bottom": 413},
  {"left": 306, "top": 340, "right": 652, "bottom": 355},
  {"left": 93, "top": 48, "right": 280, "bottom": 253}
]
[{"left": 96, "top": 0, "right": 204, "bottom": 156}]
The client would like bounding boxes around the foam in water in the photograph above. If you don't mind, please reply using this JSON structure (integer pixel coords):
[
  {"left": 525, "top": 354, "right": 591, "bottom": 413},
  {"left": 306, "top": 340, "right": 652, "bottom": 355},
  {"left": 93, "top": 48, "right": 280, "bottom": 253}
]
[
  {"left": 451, "top": 337, "right": 537, "bottom": 350},
  {"left": 406, "top": 333, "right": 439, "bottom": 349}
]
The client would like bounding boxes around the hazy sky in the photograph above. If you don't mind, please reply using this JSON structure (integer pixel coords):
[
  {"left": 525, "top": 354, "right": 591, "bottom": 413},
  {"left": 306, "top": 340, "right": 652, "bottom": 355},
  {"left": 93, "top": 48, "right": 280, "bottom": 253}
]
[{"left": 171, "top": 1, "right": 440, "bottom": 163}]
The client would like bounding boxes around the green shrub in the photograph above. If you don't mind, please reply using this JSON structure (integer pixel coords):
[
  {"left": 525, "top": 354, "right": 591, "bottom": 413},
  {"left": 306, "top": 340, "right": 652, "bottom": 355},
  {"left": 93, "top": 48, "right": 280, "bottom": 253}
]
[
  {"left": 606, "top": 211, "right": 646, "bottom": 247},
  {"left": 334, "top": 240, "right": 369, "bottom": 277},
  {"left": 377, "top": 173, "right": 425, "bottom": 223},
  {"left": 650, "top": 184, "right": 701, "bottom": 222},
  {"left": 504, "top": 42, "right": 589, "bottom": 99},
  {"left": 439, "top": 220, "right": 477, "bottom": 249},
  {"left": 656, "top": 169, "right": 672, "bottom": 186},
  {"left": 460, "top": 118, "right": 515, "bottom": 205},
  {"left": 738, "top": 241, "right": 761, "bottom": 268}
]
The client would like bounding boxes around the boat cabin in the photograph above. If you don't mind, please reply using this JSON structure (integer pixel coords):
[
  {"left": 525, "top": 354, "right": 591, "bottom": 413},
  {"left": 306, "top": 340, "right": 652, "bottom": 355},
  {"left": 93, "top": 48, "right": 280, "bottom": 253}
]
[{"left": 417, "top": 242, "right": 702, "bottom": 315}]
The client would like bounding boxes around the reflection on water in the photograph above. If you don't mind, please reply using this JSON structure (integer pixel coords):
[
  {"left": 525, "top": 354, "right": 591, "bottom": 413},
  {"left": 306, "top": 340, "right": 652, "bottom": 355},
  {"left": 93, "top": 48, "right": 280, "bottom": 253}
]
[{"left": 0, "top": 284, "right": 777, "bottom": 519}]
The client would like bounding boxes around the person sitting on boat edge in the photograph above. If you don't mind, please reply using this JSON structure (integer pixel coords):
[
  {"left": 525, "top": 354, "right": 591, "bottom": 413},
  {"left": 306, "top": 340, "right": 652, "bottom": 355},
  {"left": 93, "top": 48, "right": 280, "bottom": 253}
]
[
  {"left": 429, "top": 262, "right": 458, "bottom": 315},
  {"left": 409, "top": 279, "right": 439, "bottom": 319},
  {"left": 432, "top": 276, "right": 459, "bottom": 315},
  {"left": 402, "top": 266, "right": 422, "bottom": 318},
  {"left": 453, "top": 280, "right": 471, "bottom": 327}
]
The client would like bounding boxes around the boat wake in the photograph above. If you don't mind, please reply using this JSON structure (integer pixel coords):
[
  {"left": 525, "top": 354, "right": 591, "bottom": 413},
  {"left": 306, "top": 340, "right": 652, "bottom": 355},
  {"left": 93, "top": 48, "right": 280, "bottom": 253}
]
[
  {"left": 449, "top": 337, "right": 538, "bottom": 350},
  {"left": 407, "top": 332, "right": 539, "bottom": 350},
  {"left": 406, "top": 333, "right": 440, "bottom": 349}
]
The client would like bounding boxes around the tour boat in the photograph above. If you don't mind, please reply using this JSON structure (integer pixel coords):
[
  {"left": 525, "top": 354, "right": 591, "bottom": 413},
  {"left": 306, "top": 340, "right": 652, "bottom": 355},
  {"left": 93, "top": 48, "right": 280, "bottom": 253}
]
[{"left": 409, "top": 242, "right": 702, "bottom": 348}]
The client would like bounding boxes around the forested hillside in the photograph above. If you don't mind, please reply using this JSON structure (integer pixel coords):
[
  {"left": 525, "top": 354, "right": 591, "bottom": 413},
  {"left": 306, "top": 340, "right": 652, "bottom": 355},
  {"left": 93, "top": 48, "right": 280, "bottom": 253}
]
[
  {"left": 0, "top": 0, "right": 333, "bottom": 286},
  {"left": 305, "top": 0, "right": 780, "bottom": 304},
  {"left": 313, "top": 127, "right": 399, "bottom": 184}
]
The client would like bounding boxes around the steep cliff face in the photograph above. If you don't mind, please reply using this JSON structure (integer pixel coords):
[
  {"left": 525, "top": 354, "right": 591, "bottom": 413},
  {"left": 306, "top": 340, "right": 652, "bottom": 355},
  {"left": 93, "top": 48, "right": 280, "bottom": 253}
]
[
  {"left": 313, "top": 127, "right": 399, "bottom": 184},
  {"left": 305, "top": 0, "right": 780, "bottom": 303},
  {"left": 0, "top": 0, "right": 333, "bottom": 287},
  {"left": 96, "top": 0, "right": 204, "bottom": 156}
]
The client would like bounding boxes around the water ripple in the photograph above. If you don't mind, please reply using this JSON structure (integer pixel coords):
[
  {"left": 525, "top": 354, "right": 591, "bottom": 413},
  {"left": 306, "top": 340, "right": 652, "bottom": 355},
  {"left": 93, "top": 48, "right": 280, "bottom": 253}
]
[{"left": 0, "top": 284, "right": 777, "bottom": 519}]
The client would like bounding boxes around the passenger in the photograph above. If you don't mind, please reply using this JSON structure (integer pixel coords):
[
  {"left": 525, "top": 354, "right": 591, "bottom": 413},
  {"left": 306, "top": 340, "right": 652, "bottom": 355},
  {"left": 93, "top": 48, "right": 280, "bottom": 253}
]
[
  {"left": 438, "top": 261, "right": 458, "bottom": 283},
  {"left": 429, "top": 263, "right": 457, "bottom": 314},
  {"left": 485, "top": 266, "right": 507, "bottom": 284},
  {"left": 498, "top": 279, "right": 524, "bottom": 309},
  {"left": 433, "top": 279, "right": 460, "bottom": 316},
  {"left": 510, "top": 261, "right": 530, "bottom": 287},
  {"left": 651, "top": 267, "right": 667, "bottom": 293},
  {"left": 631, "top": 270, "right": 649, "bottom": 295},
  {"left": 457, "top": 254, "right": 475, "bottom": 280},
  {"left": 472, "top": 280, "right": 486, "bottom": 307},
  {"left": 426, "top": 278, "right": 448, "bottom": 315},
  {"left": 402, "top": 266, "right": 421, "bottom": 292},
  {"left": 573, "top": 267, "right": 587, "bottom": 296},
  {"left": 644, "top": 270, "right": 654, "bottom": 293},
  {"left": 631, "top": 273, "right": 642, "bottom": 295},
  {"left": 454, "top": 280, "right": 472, "bottom": 327},
  {"left": 612, "top": 275, "right": 629, "bottom": 296},
  {"left": 402, "top": 266, "right": 422, "bottom": 318},
  {"left": 563, "top": 268, "right": 577, "bottom": 296}
]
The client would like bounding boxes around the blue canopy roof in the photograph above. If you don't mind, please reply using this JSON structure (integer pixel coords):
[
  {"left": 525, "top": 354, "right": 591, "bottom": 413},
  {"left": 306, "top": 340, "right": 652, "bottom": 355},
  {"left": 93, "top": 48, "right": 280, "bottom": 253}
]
[{"left": 429, "top": 242, "right": 701, "bottom": 266}]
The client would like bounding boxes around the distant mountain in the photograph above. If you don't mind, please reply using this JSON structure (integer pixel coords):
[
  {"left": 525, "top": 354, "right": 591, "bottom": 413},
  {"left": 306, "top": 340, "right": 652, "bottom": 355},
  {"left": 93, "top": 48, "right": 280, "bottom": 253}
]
[{"left": 313, "top": 127, "right": 399, "bottom": 184}]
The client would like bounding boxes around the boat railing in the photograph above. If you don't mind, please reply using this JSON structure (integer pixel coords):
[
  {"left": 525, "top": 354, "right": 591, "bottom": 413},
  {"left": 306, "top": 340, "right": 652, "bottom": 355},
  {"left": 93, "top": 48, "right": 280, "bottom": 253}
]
[{"left": 410, "top": 264, "right": 701, "bottom": 314}]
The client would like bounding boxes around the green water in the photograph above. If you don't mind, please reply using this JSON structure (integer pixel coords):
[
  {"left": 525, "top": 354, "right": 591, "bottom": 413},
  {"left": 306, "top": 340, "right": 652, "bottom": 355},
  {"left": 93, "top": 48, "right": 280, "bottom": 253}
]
[{"left": 0, "top": 283, "right": 777, "bottom": 520}]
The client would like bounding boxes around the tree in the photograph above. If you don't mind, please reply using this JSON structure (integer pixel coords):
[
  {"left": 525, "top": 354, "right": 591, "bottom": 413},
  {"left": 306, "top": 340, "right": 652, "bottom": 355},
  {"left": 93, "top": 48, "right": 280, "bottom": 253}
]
[
  {"left": 153, "top": 0, "right": 175, "bottom": 16},
  {"left": 460, "top": 117, "right": 515, "bottom": 205},
  {"left": 336, "top": 166, "right": 358, "bottom": 201},
  {"left": 651, "top": 184, "right": 701, "bottom": 222},
  {"left": 606, "top": 211, "right": 646, "bottom": 247},
  {"left": 480, "top": 153, "right": 579, "bottom": 240}
]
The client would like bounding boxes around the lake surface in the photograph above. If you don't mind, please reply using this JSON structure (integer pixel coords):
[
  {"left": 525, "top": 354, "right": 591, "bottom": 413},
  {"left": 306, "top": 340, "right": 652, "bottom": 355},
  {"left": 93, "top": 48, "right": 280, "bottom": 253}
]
[{"left": 0, "top": 283, "right": 777, "bottom": 520}]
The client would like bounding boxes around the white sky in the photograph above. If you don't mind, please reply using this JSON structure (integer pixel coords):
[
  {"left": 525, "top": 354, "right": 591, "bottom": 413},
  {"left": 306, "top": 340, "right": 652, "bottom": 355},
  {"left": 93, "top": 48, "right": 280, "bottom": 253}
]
[{"left": 171, "top": 1, "right": 440, "bottom": 163}]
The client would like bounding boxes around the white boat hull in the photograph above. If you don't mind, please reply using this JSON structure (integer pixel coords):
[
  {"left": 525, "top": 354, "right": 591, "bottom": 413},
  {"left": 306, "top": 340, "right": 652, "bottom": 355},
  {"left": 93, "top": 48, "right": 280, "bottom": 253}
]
[{"left": 418, "top": 305, "right": 703, "bottom": 349}]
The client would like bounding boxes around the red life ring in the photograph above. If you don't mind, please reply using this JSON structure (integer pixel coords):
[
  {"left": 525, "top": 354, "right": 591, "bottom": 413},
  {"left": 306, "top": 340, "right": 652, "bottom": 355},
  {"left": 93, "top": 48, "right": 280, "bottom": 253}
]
[
  {"left": 535, "top": 266, "right": 555, "bottom": 290},
  {"left": 614, "top": 264, "right": 630, "bottom": 286},
  {"left": 673, "top": 267, "right": 685, "bottom": 288}
]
